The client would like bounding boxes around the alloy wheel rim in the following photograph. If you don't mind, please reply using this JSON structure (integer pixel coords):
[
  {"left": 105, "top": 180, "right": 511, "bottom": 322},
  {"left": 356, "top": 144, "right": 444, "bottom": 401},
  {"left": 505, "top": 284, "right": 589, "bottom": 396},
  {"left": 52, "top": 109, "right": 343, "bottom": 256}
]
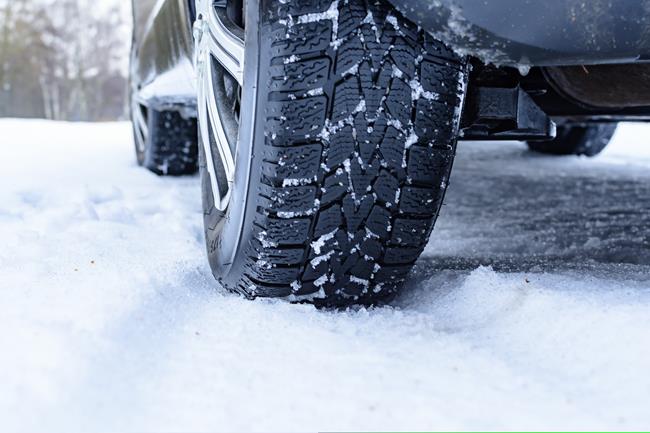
[
  {"left": 194, "top": 0, "right": 245, "bottom": 212},
  {"left": 132, "top": 98, "right": 149, "bottom": 154}
]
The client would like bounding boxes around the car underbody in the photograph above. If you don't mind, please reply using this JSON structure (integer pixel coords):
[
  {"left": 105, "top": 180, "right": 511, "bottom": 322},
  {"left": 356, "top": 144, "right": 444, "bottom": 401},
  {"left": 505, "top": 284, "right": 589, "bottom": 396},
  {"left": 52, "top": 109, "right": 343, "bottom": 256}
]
[{"left": 132, "top": 0, "right": 650, "bottom": 138}]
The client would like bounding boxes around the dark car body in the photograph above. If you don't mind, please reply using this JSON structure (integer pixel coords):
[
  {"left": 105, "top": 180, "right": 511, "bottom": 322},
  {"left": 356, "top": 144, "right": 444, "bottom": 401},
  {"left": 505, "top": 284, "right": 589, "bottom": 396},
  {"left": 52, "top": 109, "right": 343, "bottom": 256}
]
[
  {"left": 131, "top": 0, "right": 195, "bottom": 112},
  {"left": 131, "top": 0, "right": 650, "bottom": 123},
  {"left": 392, "top": 0, "right": 650, "bottom": 67}
]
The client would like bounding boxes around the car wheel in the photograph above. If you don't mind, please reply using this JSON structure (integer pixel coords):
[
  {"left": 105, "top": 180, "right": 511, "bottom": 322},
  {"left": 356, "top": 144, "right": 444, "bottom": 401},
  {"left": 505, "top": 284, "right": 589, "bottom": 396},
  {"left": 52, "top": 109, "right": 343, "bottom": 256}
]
[
  {"left": 528, "top": 124, "right": 617, "bottom": 157},
  {"left": 130, "top": 96, "right": 199, "bottom": 175},
  {"left": 194, "top": 0, "right": 468, "bottom": 306}
]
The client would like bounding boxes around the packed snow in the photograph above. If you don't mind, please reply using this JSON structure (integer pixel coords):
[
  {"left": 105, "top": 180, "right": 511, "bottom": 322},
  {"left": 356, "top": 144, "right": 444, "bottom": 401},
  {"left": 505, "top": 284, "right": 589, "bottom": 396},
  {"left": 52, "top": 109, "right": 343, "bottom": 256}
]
[{"left": 1, "top": 119, "right": 649, "bottom": 432}]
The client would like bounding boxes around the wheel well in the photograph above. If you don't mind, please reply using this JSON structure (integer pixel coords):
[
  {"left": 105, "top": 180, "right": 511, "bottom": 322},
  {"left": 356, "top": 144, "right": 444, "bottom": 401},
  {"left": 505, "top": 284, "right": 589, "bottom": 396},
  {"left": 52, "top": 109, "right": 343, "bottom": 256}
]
[{"left": 460, "top": 60, "right": 650, "bottom": 140}]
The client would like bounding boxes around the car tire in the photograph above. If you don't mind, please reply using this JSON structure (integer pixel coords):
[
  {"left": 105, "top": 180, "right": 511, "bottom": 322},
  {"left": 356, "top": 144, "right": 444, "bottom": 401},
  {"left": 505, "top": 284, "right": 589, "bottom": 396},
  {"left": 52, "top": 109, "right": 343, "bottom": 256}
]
[
  {"left": 528, "top": 124, "right": 617, "bottom": 157},
  {"left": 131, "top": 101, "right": 199, "bottom": 175},
  {"left": 197, "top": 0, "right": 468, "bottom": 306}
]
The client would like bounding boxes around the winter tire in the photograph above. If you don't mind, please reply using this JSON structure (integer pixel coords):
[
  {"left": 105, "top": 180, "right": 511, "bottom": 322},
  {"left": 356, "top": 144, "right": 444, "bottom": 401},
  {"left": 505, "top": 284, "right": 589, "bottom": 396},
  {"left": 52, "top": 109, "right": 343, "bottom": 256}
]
[
  {"left": 528, "top": 123, "right": 617, "bottom": 157},
  {"left": 130, "top": 99, "right": 199, "bottom": 175},
  {"left": 195, "top": 0, "right": 468, "bottom": 306}
]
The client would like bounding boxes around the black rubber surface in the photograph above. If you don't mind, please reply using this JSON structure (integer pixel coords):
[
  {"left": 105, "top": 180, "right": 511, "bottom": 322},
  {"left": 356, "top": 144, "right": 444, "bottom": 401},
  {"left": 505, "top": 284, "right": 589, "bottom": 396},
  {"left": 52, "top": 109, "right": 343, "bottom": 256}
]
[
  {"left": 136, "top": 108, "right": 199, "bottom": 176},
  {"left": 528, "top": 124, "right": 617, "bottom": 157},
  {"left": 202, "top": 0, "right": 468, "bottom": 306}
]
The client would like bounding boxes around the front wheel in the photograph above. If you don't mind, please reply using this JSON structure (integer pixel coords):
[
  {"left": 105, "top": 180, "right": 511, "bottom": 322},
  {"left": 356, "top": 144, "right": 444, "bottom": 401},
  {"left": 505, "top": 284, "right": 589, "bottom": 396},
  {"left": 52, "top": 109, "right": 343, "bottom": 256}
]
[{"left": 194, "top": 0, "right": 468, "bottom": 306}]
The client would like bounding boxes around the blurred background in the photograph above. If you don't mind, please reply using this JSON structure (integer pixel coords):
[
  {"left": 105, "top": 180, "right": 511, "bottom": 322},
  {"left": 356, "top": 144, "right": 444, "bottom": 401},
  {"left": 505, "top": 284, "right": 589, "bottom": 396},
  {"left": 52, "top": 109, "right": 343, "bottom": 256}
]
[{"left": 0, "top": 0, "right": 130, "bottom": 121}]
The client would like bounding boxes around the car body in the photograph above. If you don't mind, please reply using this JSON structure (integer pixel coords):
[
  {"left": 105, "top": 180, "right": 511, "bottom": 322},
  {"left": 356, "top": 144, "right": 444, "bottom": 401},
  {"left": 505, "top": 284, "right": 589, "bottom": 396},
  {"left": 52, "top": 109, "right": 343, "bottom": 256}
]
[
  {"left": 131, "top": 0, "right": 195, "bottom": 113},
  {"left": 392, "top": 0, "right": 650, "bottom": 67},
  {"left": 132, "top": 0, "right": 650, "bottom": 123}
]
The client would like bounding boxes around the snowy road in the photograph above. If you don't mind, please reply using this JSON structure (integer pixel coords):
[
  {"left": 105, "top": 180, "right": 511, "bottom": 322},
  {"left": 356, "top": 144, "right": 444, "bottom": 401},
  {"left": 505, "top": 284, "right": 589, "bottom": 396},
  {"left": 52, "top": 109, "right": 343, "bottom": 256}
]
[{"left": 1, "top": 119, "right": 649, "bottom": 432}]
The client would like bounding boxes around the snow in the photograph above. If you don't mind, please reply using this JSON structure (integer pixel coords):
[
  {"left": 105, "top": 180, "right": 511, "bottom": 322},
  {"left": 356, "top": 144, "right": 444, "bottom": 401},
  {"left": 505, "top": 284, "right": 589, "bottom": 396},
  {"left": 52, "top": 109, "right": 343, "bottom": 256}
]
[
  {"left": 1, "top": 118, "right": 650, "bottom": 431},
  {"left": 283, "top": 55, "right": 301, "bottom": 64},
  {"left": 310, "top": 229, "right": 338, "bottom": 255},
  {"left": 409, "top": 78, "right": 439, "bottom": 101},
  {"left": 310, "top": 251, "right": 335, "bottom": 268},
  {"left": 138, "top": 59, "right": 197, "bottom": 101},
  {"left": 281, "top": 177, "right": 316, "bottom": 187}
]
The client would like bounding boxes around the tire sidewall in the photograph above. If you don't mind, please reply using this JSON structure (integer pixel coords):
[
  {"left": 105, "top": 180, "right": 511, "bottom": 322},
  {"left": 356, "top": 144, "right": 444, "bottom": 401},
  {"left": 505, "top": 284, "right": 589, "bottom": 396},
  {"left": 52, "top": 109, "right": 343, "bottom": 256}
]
[{"left": 201, "top": 0, "right": 263, "bottom": 286}]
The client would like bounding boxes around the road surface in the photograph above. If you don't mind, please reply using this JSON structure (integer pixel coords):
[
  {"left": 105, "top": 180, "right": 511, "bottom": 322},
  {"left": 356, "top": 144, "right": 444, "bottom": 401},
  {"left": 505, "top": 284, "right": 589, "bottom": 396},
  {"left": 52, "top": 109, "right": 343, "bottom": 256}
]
[{"left": 1, "top": 119, "right": 649, "bottom": 431}]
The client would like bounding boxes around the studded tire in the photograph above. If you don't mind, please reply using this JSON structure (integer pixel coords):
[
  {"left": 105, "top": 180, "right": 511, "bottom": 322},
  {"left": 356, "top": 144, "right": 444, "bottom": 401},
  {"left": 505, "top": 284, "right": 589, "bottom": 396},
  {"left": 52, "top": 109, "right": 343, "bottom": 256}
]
[
  {"left": 133, "top": 107, "right": 199, "bottom": 176},
  {"left": 201, "top": 0, "right": 468, "bottom": 306}
]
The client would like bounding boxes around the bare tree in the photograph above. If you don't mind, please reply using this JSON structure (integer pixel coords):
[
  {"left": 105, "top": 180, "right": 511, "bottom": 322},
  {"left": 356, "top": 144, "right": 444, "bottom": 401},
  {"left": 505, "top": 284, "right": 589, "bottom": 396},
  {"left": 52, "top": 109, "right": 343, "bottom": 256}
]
[{"left": 0, "top": 0, "right": 129, "bottom": 121}]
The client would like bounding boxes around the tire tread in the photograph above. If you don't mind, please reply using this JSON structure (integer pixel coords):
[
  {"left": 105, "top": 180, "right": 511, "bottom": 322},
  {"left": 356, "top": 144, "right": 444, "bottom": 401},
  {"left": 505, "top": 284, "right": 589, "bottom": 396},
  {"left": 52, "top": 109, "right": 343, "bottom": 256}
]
[{"left": 216, "top": 0, "right": 467, "bottom": 306}]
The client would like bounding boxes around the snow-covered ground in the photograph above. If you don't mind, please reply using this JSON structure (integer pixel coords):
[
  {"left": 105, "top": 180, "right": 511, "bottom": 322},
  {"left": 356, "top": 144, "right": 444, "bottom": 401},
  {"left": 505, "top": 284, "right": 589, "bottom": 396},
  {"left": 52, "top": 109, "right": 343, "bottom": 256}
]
[{"left": 1, "top": 119, "right": 649, "bottom": 432}]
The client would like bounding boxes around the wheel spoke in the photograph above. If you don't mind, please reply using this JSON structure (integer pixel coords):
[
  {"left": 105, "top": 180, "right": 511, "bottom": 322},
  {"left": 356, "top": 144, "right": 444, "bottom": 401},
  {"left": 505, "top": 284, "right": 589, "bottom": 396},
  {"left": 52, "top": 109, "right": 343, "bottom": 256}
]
[
  {"left": 205, "top": 55, "right": 236, "bottom": 185},
  {"left": 132, "top": 100, "right": 148, "bottom": 152},
  {"left": 197, "top": 75, "right": 220, "bottom": 209},
  {"left": 195, "top": 0, "right": 243, "bottom": 211},
  {"left": 136, "top": 104, "right": 148, "bottom": 137},
  {"left": 197, "top": 82, "right": 221, "bottom": 208},
  {"left": 206, "top": 7, "right": 244, "bottom": 86},
  {"left": 197, "top": 50, "right": 236, "bottom": 211}
]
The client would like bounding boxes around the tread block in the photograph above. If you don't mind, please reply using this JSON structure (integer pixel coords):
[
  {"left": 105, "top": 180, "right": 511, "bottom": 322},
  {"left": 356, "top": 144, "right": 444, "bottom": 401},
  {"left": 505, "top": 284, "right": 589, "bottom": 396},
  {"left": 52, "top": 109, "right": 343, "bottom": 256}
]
[
  {"left": 358, "top": 61, "right": 388, "bottom": 115},
  {"left": 269, "top": 58, "right": 331, "bottom": 92},
  {"left": 384, "top": 77, "right": 412, "bottom": 126},
  {"left": 326, "top": 125, "right": 355, "bottom": 166},
  {"left": 249, "top": 266, "right": 300, "bottom": 285},
  {"left": 260, "top": 185, "right": 318, "bottom": 213},
  {"left": 399, "top": 186, "right": 439, "bottom": 215},
  {"left": 321, "top": 180, "right": 347, "bottom": 206},
  {"left": 407, "top": 145, "right": 451, "bottom": 185},
  {"left": 258, "top": 248, "right": 306, "bottom": 265},
  {"left": 271, "top": 21, "right": 333, "bottom": 57},
  {"left": 374, "top": 171, "right": 400, "bottom": 207},
  {"left": 366, "top": 205, "right": 392, "bottom": 239},
  {"left": 359, "top": 237, "right": 382, "bottom": 258},
  {"left": 423, "top": 33, "right": 459, "bottom": 62},
  {"left": 267, "top": 97, "right": 328, "bottom": 141},
  {"left": 342, "top": 195, "right": 374, "bottom": 233},
  {"left": 378, "top": 126, "right": 405, "bottom": 169},
  {"left": 414, "top": 99, "right": 456, "bottom": 144},
  {"left": 350, "top": 258, "right": 374, "bottom": 280},
  {"left": 262, "top": 218, "right": 311, "bottom": 245},
  {"left": 333, "top": 78, "right": 363, "bottom": 123},
  {"left": 420, "top": 60, "right": 462, "bottom": 97},
  {"left": 389, "top": 37, "right": 417, "bottom": 79},
  {"left": 280, "top": 0, "right": 333, "bottom": 16},
  {"left": 314, "top": 205, "right": 343, "bottom": 237},
  {"left": 337, "top": 0, "right": 367, "bottom": 39},
  {"left": 351, "top": 158, "right": 379, "bottom": 194},
  {"left": 263, "top": 143, "right": 322, "bottom": 181},
  {"left": 391, "top": 218, "right": 432, "bottom": 245},
  {"left": 336, "top": 37, "right": 365, "bottom": 75}
]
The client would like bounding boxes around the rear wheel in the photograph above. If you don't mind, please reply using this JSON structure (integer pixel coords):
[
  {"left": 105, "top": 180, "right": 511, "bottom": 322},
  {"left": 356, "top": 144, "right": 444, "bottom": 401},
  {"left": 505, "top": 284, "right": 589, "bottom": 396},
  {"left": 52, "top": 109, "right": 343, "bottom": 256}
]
[
  {"left": 528, "top": 124, "right": 617, "bottom": 157},
  {"left": 194, "top": 0, "right": 468, "bottom": 306},
  {"left": 130, "top": 97, "right": 199, "bottom": 175}
]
